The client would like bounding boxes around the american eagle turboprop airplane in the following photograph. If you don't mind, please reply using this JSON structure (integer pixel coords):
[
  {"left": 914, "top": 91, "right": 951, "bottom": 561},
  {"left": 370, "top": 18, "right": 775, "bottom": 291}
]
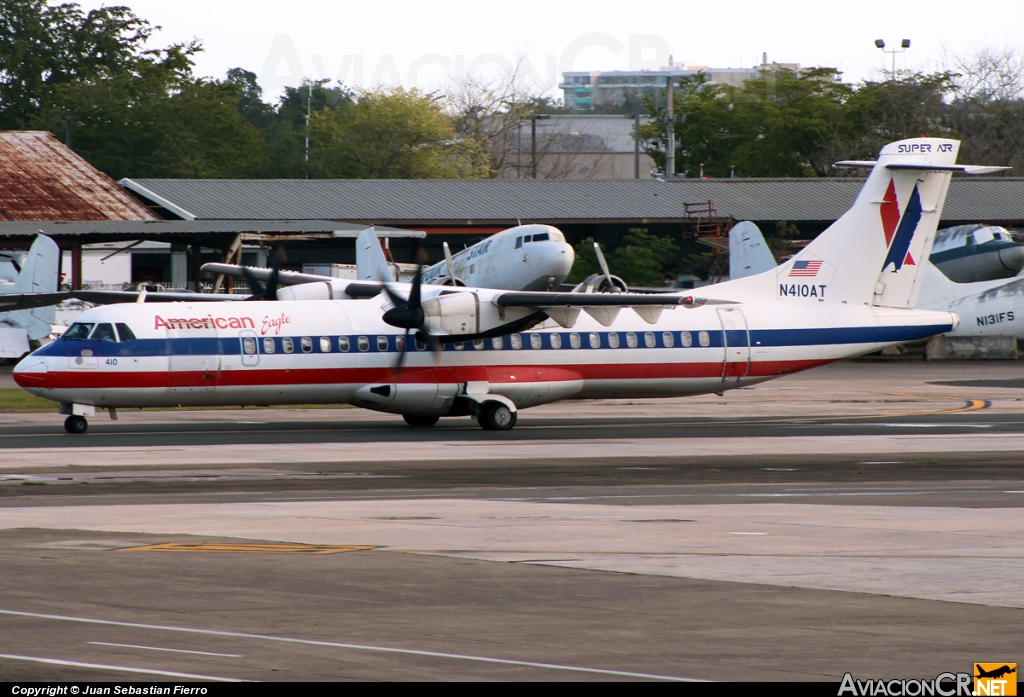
[{"left": 15, "top": 138, "right": 995, "bottom": 434}]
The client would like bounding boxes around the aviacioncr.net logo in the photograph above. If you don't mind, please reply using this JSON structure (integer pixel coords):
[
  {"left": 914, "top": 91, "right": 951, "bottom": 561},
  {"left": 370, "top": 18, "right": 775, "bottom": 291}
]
[{"left": 839, "top": 672, "right": 972, "bottom": 696}]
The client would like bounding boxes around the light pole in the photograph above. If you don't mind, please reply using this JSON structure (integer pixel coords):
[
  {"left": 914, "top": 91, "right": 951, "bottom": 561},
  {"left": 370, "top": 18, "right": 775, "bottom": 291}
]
[
  {"left": 56, "top": 114, "right": 80, "bottom": 148},
  {"left": 530, "top": 114, "right": 551, "bottom": 179},
  {"left": 874, "top": 39, "right": 910, "bottom": 81}
]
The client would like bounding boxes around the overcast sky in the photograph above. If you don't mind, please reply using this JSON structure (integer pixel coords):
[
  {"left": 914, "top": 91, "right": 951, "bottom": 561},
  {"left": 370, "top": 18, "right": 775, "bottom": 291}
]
[{"left": 78, "top": 0, "right": 1024, "bottom": 99}]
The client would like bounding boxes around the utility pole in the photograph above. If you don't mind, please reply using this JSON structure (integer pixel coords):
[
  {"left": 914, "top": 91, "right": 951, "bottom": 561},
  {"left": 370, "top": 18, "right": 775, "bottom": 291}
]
[
  {"left": 305, "top": 82, "right": 312, "bottom": 178},
  {"left": 56, "top": 114, "right": 80, "bottom": 148},
  {"left": 633, "top": 113, "right": 640, "bottom": 179},
  {"left": 665, "top": 76, "right": 675, "bottom": 179}
]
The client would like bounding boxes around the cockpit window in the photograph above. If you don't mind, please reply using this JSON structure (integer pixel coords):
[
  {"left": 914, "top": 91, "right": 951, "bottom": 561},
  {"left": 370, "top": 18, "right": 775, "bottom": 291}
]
[
  {"left": 523, "top": 235, "right": 532, "bottom": 243},
  {"left": 63, "top": 323, "right": 94, "bottom": 340},
  {"left": 532, "top": 232, "right": 549, "bottom": 242},
  {"left": 115, "top": 323, "right": 137, "bottom": 342},
  {"left": 91, "top": 323, "right": 117, "bottom": 342},
  {"left": 515, "top": 236, "right": 523, "bottom": 249}
]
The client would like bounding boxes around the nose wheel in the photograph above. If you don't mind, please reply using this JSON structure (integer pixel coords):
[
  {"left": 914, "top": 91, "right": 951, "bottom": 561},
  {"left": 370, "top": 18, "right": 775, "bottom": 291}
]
[{"left": 64, "top": 415, "right": 88, "bottom": 434}]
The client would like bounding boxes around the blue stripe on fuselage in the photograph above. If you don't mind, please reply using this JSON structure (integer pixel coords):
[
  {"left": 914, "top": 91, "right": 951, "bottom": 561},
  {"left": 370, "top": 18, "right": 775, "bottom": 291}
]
[{"left": 35, "top": 323, "right": 951, "bottom": 359}]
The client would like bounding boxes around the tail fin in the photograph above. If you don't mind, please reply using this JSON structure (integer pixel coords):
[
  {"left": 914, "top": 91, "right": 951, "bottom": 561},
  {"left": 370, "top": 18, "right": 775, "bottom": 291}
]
[
  {"left": 12, "top": 234, "right": 59, "bottom": 294},
  {"left": 4, "top": 234, "right": 59, "bottom": 340},
  {"left": 356, "top": 227, "right": 395, "bottom": 282},
  {"left": 728, "top": 221, "right": 777, "bottom": 280},
  {"left": 711, "top": 138, "right": 1003, "bottom": 308},
  {"left": 788, "top": 138, "right": 961, "bottom": 308}
]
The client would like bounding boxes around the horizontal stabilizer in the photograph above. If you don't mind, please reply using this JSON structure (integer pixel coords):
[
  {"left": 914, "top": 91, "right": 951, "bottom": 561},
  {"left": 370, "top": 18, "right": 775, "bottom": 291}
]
[{"left": 835, "top": 160, "right": 1008, "bottom": 175}]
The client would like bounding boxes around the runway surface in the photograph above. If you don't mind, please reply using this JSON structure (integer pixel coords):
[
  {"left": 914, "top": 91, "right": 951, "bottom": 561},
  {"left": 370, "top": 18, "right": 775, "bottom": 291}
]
[{"left": 1, "top": 361, "right": 1022, "bottom": 681}]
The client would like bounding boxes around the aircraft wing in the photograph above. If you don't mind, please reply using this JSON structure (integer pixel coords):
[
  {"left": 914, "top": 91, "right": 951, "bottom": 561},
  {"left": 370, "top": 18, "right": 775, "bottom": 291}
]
[
  {"left": 493, "top": 291, "right": 736, "bottom": 308},
  {"left": 201, "top": 263, "right": 334, "bottom": 286},
  {"left": 0, "top": 290, "right": 246, "bottom": 313}
]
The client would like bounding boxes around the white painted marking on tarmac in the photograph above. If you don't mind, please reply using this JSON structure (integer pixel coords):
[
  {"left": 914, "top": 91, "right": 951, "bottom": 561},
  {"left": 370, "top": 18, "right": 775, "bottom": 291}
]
[
  {"left": 0, "top": 608, "right": 705, "bottom": 682},
  {"left": 0, "top": 653, "right": 242, "bottom": 681},
  {"left": 88, "top": 641, "right": 243, "bottom": 657},
  {"left": 729, "top": 532, "right": 767, "bottom": 535}
]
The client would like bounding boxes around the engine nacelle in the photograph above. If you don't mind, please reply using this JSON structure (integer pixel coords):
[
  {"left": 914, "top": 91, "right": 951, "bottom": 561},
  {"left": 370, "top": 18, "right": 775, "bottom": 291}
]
[
  {"left": 421, "top": 291, "right": 539, "bottom": 338},
  {"left": 580, "top": 273, "right": 628, "bottom": 293}
]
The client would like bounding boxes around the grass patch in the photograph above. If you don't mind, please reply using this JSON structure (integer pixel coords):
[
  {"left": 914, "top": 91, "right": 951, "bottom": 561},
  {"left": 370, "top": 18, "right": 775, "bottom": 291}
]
[{"left": 0, "top": 388, "right": 58, "bottom": 413}]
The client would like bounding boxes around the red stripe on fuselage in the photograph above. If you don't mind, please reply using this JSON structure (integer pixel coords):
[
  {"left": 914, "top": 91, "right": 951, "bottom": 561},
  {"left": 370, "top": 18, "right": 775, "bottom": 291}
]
[{"left": 21, "top": 359, "right": 833, "bottom": 391}]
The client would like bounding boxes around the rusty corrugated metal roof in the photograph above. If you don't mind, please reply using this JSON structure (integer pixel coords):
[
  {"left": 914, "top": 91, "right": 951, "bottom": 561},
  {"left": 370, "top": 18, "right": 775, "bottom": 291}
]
[{"left": 0, "top": 131, "right": 157, "bottom": 221}]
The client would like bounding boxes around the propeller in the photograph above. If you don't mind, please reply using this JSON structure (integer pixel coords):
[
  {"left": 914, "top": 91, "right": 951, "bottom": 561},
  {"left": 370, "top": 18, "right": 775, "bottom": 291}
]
[
  {"left": 242, "top": 249, "right": 282, "bottom": 301},
  {"left": 382, "top": 264, "right": 441, "bottom": 375}
]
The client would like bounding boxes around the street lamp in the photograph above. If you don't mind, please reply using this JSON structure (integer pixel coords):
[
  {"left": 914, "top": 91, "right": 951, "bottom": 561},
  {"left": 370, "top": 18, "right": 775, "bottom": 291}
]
[{"left": 874, "top": 39, "right": 910, "bottom": 81}]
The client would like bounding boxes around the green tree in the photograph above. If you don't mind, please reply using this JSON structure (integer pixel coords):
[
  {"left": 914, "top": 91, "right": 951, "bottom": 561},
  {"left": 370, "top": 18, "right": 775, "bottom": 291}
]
[
  {"left": 567, "top": 229, "right": 679, "bottom": 287},
  {"left": 309, "top": 87, "right": 491, "bottom": 179},
  {"left": 0, "top": 0, "right": 153, "bottom": 129}
]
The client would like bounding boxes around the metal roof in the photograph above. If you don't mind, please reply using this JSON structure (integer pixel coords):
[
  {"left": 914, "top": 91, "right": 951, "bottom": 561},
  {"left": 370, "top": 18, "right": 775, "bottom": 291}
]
[
  {"left": 0, "top": 220, "right": 424, "bottom": 247},
  {"left": 0, "top": 131, "right": 158, "bottom": 221},
  {"left": 119, "top": 176, "right": 1024, "bottom": 226}
]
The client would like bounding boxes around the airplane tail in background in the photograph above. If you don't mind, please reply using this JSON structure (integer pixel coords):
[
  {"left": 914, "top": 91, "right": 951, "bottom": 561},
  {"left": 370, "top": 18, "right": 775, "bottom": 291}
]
[
  {"left": 2, "top": 234, "right": 60, "bottom": 341},
  {"left": 356, "top": 228, "right": 395, "bottom": 283},
  {"left": 712, "top": 138, "right": 1007, "bottom": 309},
  {"left": 728, "top": 222, "right": 777, "bottom": 280}
]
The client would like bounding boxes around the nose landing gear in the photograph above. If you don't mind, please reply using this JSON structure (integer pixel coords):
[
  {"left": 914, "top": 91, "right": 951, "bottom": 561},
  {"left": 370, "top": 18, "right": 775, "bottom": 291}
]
[{"left": 64, "top": 415, "right": 88, "bottom": 434}]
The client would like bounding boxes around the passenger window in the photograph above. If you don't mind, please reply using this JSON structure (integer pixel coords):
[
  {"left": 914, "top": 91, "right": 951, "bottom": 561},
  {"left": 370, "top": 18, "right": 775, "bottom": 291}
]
[
  {"left": 530, "top": 333, "right": 542, "bottom": 349},
  {"left": 510, "top": 334, "right": 523, "bottom": 350},
  {"left": 396, "top": 335, "right": 406, "bottom": 351},
  {"left": 377, "top": 336, "right": 388, "bottom": 351},
  {"left": 645, "top": 332, "right": 656, "bottom": 348},
  {"left": 570, "top": 333, "right": 581, "bottom": 349},
  {"left": 589, "top": 332, "right": 600, "bottom": 349},
  {"left": 319, "top": 337, "right": 331, "bottom": 352},
  {"left": 92, "top": 323, "right": 117, "bottom": 343},
  {"left": 550, "top": 333, "right": 562, "bottom": 349},
  {"left": 358, "top": 336, "right": 369, "bottom": 352},
  {"left": 532, "top": 232, "right": 549, "bottom": 241},
  {"left": 699, "top": 331, "right": 710, "bottom": 347},
  {"left": 473, "top": 339, "right": 485, "bottom": 350},
  {"left": 662, "top": 332, "right": 674, "bottom": 348},
  {"left": 681, "top": 331, "right": 692, "bottom": 348},
  {"left": 415, "top": 337, "right": 426, "bottom": 351},
  {"left": 491, "top": 336, "right": 503, "bottom": 350},
  {"left": 608, "top": 333, "right": 620, "bottom": 349},
  {"left": 63, "top": 323, "right": 94, "bottom": 340},
  {"left": 626, "top": 332, "right": 638, "bottom": 348},
  {"left": 282, "top": 338, "right": 294, "bottom": 353},
  {"left": 338, "top": 337, "right": 350, "bottom": 352},
  {"left": 515, "top": 237, "right": 523, "bottom": 249},
  {"left": 242, "top": 338, "right": 257, "bottom": 355},
  {"left": 264, "top": 338, "right": 276, "bottom": 353},
  {"left": 301, "top": 337, "right": 313, "bottom": 353},
  {"left": 115, "top": 323, "right": 137, "bottom": 342},
  {"left": 455, "top": 341, "right": 465, "bottom": 350}
]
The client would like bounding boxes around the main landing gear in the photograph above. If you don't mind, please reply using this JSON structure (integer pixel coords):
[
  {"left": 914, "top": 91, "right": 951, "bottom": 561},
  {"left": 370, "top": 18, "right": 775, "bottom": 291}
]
[
  {"left": 64, "top": 415, "right": 88, "bottom": 434},
  {"left": 479, "top": 402, "right": 516, "bottom": 431}
]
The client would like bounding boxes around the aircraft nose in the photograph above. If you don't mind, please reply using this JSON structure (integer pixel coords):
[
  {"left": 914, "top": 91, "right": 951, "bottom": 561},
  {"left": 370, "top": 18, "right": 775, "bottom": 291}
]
[
  {"left": 999, "top": 245, "right": 1024, "bottom": 276},
  {"left": 13, "top": 355, "right": 48, "bottom": 388}
]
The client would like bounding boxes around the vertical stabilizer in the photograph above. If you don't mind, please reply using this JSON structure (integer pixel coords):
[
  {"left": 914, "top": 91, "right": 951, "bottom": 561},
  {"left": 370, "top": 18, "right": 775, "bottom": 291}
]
[
  {"left": 728, "top": 221, "right": 777, "bottom": 280},
  {"left": 786, "top": 138, "right": 958, "bottom": 308},
  {"left": 4, "top": 234, "right": 59, "bottom": 340},
  {"left": 356, "top": 228, "right": 395, "bottom": 282}
]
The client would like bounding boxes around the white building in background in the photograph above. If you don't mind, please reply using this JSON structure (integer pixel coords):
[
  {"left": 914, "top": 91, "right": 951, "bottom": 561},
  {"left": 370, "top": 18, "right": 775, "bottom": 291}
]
[{"left": 560, "top": 55, "right": 802, "bottom": 113}]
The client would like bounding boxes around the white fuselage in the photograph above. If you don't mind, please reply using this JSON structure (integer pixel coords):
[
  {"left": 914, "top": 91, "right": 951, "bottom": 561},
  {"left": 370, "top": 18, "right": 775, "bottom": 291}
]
[
  {"left": 15, "top": 296, "right": 955, "bottom": 415},
  {"left": 421, "top": 224, "right": 573, "bottom": 291}
]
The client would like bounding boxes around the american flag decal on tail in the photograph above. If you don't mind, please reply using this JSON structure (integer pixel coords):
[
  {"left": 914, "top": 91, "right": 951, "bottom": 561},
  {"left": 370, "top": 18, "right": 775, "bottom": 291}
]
[{"left": 789, "top": 260, "right": 823, "bottom": 277}]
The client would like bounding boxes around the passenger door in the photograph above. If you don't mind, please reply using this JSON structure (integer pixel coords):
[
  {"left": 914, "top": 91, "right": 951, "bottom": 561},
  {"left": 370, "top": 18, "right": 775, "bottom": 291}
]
[
  {"left": 167, "top": 321, "right": 221, "bottom": 393},
  {"left": 717, "top": 308, "right": 750, "bottom": 382}
]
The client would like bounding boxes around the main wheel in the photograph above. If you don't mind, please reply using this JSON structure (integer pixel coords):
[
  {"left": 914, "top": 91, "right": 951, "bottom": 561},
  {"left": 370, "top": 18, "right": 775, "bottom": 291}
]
[
  {"left": 479, "top": 402, "right": 516, "bottom": 431},
  {"left": 64, "top": 415, "right": 88, "bottom": 434},
  {"left": 403, "top": 414, "right": 439, "bottom": 427}
]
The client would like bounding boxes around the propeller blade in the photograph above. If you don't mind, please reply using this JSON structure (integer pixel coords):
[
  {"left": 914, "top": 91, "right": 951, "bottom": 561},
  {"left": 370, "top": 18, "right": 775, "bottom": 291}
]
[
  {"left": 442, "top": 242, "right": 456, "bottom": 283},
  {"left": 391, "top": 327, "right": 412, "bottom": 377},
  {"left": 241, "top": 267, "right": 265, "bottom": 301},
  {"left": 593, "top": 242, "right": 619, "bottom": 293},
  {"left": 263, "top": 250, "right": 282, "bottom": 300}
]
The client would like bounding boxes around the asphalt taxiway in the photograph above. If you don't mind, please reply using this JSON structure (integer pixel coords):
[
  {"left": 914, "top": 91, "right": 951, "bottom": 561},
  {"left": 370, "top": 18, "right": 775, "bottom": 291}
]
[{"left": 0, "top": 361, "right": 1022, "bottom": 681}]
